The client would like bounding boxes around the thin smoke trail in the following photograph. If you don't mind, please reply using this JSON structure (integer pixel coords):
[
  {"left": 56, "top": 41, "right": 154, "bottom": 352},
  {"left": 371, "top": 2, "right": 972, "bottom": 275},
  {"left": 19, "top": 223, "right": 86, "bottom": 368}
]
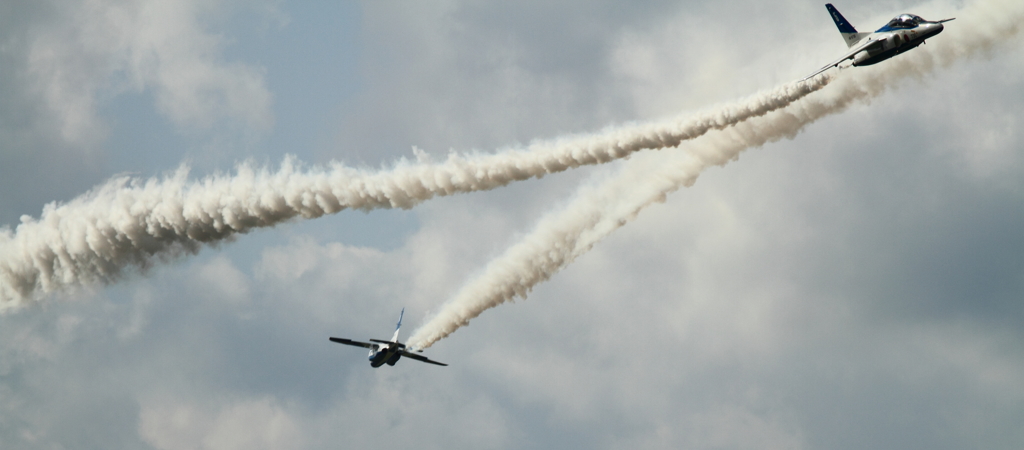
[
  {"left": 0, "top": 69, "right": 830, "bottom": 309},
  {"left": 406, "top": 0, "right": 1024, "bottom": 349}
]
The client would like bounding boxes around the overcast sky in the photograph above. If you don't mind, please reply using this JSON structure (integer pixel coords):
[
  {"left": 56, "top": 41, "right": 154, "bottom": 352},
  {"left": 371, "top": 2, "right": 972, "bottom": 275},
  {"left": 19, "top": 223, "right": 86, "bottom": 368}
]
[{"left": 1, "top": 0, "right": 1022, "bottom": 449}]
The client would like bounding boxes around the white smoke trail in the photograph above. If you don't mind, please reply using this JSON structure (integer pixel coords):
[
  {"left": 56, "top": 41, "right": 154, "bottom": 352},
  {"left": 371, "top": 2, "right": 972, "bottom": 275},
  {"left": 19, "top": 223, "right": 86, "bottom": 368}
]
[
  {"left": 406, "top": 0, "right": 1024, "bottom": 349},
  {"left": 0, "top": 77, "right": 831, "bottom": 309}
]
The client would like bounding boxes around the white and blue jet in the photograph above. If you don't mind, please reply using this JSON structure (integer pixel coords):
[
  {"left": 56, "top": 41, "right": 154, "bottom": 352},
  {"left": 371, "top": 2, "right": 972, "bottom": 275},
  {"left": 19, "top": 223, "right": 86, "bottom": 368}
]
[
  {"left": 803, "top": 3, "right": 954, "bottom": 80},
  {"left": 330, "top": 308, "right": 447, "bottom": 368}
]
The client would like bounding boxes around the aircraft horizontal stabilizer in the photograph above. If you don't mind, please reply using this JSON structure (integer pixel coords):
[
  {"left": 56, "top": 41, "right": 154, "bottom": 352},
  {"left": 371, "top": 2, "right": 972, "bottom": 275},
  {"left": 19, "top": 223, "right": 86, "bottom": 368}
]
[{"left": 369, "top": 339, "right": 406, "bottom": 348}]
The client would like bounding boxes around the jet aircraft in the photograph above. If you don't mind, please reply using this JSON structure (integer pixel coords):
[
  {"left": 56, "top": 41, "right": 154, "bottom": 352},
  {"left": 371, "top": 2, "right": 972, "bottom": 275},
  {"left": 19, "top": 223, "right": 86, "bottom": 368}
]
[
  {"left": 329, "top": 308, "right": 447, "bottom": 367},
  {"left": 803, "top": 3, "right": 954, "bottom": 80}
]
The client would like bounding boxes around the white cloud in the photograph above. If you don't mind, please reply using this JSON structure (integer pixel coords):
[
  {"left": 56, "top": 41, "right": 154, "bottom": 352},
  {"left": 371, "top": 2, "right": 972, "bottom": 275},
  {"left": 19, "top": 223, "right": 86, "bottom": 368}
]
[
  {"left": 195, "top": 255, "right": 250, "bottom": 305},
  {"left": 139, "top": 397, "right": 302, "bottom": 450},
  {"left": 22, "top": 0, "right": 273, "bottom": 147}
]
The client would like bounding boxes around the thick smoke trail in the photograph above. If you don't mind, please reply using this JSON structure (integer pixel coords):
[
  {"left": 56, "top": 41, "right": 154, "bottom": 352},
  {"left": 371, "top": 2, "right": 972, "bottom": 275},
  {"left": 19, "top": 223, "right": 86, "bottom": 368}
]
[
  {"left": 406, "top": 0, "right": 1024, "bottom": 349},
  {"left": 0, "top": 70, "right": 831, "bottom": 309}
]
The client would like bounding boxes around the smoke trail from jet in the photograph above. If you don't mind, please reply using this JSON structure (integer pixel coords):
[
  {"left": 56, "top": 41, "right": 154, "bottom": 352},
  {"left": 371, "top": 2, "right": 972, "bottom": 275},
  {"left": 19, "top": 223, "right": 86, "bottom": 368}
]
[
  {"left": 406, "top": 86, "right": 857, "bottom": 349},
  {"left": 406, "top": 0, "right": 1024, "bottom": 349},
  {"left": 0, "top": 78, "right": 831, "bottom": 309}
]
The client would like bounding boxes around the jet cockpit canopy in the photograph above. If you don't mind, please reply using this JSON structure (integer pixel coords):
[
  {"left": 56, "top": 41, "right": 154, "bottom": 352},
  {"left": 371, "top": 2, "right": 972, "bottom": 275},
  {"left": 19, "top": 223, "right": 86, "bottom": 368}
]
[{"left": 886, "top": 14, "right": 924, "bottom": 29}]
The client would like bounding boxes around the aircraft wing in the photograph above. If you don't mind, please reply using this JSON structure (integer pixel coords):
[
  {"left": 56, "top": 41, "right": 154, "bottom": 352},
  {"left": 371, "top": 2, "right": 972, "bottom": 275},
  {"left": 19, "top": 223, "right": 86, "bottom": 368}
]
[
  {"left": 369, "top": 338, "right": 405, "bottom": 348},
  {"left": 399, "top": 350, "right": 448, "bottom": 366},
  {"left": 329, "top": 337, "right": 373, "bottom": 348},
  {"left": 801, "top": 38, "right": 882, "bottom": 81}
]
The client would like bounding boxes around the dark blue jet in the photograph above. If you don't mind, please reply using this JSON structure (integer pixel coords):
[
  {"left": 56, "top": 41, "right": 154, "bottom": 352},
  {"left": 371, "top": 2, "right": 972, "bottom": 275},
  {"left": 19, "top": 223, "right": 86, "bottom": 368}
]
[{"left": 330, "top": 308, "right": 447, "bottom": 367}]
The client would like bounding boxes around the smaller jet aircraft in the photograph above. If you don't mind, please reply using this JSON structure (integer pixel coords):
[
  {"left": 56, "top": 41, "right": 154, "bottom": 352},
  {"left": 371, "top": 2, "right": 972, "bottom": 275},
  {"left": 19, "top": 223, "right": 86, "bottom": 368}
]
[
  {"left": 330, "top": 308, "right": 447, "bottom": 367},
  {"left": 803, "top": 3, "right": 954, "bottom": 80}
]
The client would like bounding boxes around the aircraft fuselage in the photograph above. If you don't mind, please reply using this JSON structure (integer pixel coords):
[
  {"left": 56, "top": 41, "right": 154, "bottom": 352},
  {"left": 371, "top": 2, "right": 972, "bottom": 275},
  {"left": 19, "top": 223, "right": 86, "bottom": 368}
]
[
  {"left": 369, "top": 344, "right": 403, "bottom": 367},
  {"left": 852, "top": 21, "right": 944, "bottom": 66}
]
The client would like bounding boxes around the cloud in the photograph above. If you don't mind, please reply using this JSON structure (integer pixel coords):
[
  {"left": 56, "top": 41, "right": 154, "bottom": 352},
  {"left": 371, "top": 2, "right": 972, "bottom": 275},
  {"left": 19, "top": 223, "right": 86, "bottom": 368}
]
[
  {"left": 20, "top": 0, "right": 274, "bottom": 145},
  {"left": 0, "top": 0, "right": 1021, "bottom": 449},
  {"left": 195, "top": 256, "right": 250, "bottom": 305},
  {"left": 139, "top": 397, "right": 302, "bottom": 450},
  {"left": 0, "top": 0, "right": 276, "bottom": 225}
]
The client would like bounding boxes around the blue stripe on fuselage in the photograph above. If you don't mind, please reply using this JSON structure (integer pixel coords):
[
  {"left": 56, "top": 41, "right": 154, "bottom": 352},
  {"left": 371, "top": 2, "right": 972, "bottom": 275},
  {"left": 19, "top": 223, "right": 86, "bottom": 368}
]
[{"left": 875, "top": 24, "right": 919, "bottom": 32}]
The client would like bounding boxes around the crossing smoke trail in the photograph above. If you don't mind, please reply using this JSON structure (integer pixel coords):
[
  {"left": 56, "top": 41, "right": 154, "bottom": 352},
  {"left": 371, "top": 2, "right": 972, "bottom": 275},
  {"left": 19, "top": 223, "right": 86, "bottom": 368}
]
[
  {"left": 406, "top": 0, "right": 1024, "bottom": 349},
  {"left": 0, "top": 77, "right": 830, "bottom": 309}
]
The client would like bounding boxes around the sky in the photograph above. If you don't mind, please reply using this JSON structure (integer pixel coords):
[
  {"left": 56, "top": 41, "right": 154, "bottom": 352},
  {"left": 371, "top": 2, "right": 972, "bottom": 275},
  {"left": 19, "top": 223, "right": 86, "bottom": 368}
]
[{"left": 1, "top": 0, "right": 1022, "bottom": 449}]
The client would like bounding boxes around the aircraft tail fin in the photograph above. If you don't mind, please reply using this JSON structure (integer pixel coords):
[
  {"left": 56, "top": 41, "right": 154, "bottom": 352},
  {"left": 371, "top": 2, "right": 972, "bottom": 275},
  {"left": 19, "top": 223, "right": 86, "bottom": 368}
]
[
  {"left": 390, "top": 308, "right": 404, "bottom": 342},
  {"left": 826, "top": 4, "right": 870, "bottom": 48}
]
